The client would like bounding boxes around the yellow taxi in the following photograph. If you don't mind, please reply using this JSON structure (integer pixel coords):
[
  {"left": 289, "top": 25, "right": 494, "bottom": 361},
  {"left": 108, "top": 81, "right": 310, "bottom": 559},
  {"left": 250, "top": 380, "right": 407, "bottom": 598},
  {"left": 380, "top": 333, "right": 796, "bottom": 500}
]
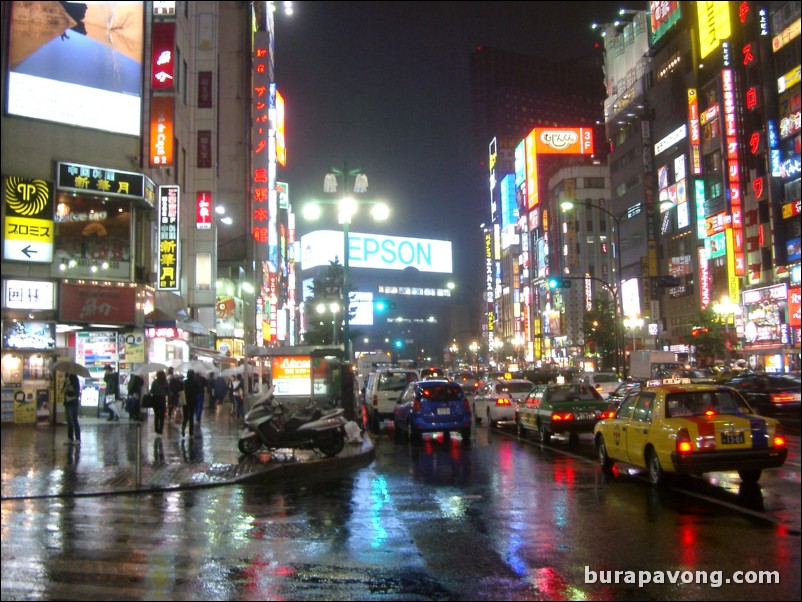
[{"left": 593, "top": 378, "right": 788, "bottom": 485}]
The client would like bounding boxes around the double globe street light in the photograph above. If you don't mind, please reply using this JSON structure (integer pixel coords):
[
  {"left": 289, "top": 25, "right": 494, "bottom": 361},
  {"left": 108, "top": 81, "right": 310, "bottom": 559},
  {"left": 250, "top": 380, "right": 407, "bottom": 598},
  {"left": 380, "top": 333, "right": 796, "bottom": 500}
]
[{"left": 304, "top": 162, "right": 389, "bottom": 361}]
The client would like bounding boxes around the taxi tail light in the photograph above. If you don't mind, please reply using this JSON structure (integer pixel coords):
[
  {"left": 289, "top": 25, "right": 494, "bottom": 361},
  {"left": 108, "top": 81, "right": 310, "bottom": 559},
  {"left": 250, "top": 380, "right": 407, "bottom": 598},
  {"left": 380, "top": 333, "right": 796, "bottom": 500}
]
[
  {"left": 771, "top": 393, "right": 796, "bottom": 403},
  {"left": 676, "top": 428, "right": 693, "bottom": 454},
  {"left": 598, "top": 410, "right": 616, "bottom": 420},
  {"left": 551, "top": 412, "right": 574, "bottom": 421},
  {"left": 595, "top": 385, "right": 603, "bottom": 393},
  {"left": 773, "top": 425, "right": 786, "bottom": 449}
]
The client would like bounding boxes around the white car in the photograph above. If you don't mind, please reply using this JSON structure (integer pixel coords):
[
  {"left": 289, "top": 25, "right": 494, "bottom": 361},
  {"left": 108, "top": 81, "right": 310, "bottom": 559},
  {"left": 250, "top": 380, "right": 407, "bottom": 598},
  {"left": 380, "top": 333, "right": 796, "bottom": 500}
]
[
  {"left": 581, "top": 372, "right": 622, "bottom": 398},
  {"left": 473, "top": 379, "right": 534, "bottom": 427}
]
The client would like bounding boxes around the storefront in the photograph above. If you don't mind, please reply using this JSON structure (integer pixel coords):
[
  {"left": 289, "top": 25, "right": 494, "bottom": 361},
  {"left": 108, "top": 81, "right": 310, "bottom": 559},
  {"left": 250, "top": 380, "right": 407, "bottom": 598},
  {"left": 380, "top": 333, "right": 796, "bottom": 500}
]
[{"left": 741, "top": 283, "right": 801, "bottom": 373}]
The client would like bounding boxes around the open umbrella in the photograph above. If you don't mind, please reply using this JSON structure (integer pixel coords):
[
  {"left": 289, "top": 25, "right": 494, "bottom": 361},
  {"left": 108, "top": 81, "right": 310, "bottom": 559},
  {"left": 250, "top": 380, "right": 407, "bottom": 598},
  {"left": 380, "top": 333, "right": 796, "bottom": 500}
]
[
  {"left": 53, "top": 360, "right": 91, "bottom": 378},
  {"left": 220, "top": 366, "right": 245, "bottom": 377},
  {"left": 134, "top": 362, "right": 169, "bottom": 376},
  {"left": 180, "top": 360, "right": 217, "bottom": 375}
]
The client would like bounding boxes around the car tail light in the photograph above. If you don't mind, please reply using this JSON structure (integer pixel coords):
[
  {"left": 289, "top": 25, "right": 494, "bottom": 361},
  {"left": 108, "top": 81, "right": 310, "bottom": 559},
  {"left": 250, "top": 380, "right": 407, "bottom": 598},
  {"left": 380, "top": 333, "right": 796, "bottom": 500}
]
[
  {"left": 598, "top": 410, "right": 616, "bottom": 419},
  {"left": 595, "top": 385, "right": 603, "bottom": 393},
  {"left": 676, "top": 428, "right": 693, "bottom": 453},
  {"left": 496, "top": 398, "right": 511, "bottom": 406},
  {"left": 771, "top": 393, "right": 796, "bottom": 403},
  {"left": 773, "top": 425, "right": 786, "bottom": 448},
  {"left": 551, "top": 412, "right": 574, "bottom": 421},
  {"left": 703, "top": 409, "right": 717, "bottom": 417}
]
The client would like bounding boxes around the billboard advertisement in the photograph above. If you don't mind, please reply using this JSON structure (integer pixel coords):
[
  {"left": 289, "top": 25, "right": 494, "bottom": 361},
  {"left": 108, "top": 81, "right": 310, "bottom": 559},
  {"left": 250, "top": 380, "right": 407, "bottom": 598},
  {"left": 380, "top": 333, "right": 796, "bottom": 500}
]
[
  {"left": 299, "top": 230, "right": 453, "bottom": 274},
  {"left": 6, "top": 1, "right": 144, "bottom": 136}
]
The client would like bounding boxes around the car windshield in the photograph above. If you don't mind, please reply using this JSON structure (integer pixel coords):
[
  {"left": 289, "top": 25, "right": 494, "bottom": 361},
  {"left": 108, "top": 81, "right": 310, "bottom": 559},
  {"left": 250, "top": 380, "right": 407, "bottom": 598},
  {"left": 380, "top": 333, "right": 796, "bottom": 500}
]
[
  {"left": 546, "top": 385, "right": 601, "bottom": 402},
  {"left": 420, "top": 383, "right": 465, "bottom": 402},
  {"left": 378, "top": 372, "right": 416, "bottom": 391},
  {"left": 500, "top": 382, "right": 534, "bottom": 394},
  {"left": 665, "top": 390, "right": 753, "bottom": 417}
]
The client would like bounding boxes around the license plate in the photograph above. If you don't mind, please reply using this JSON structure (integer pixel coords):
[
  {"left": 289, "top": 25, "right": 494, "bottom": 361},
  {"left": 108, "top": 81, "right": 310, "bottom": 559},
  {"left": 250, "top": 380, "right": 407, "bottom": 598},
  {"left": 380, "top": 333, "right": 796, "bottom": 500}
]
[
  {"left": 721, "top": 431, "right": 745, "bottom": 445},
  {"left": 576, "top": 412, "right": 594, "bottom": 421},
  {"left": 437, "top": 407, "right": 451, "bottom": 415}
]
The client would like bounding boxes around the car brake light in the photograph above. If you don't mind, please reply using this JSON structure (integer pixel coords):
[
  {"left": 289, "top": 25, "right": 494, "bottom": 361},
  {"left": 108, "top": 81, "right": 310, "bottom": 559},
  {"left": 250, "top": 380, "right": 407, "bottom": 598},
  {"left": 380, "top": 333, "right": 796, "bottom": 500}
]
[
  {"left": 496, "top": 398, "right": 511, "bottom": 406},
  {"left": 704, "top": 409, "right": 717, "bottom": 417},
  {"left": 676, "top": 427, "right": 693, "bottom": 453},
  {"left": 598, "top": 410, "right": 616, "bottom": 419},
  {"left": 551, "top": 412, "right": 573, "bottom": 421},
  {"left": 771, "top": 393, "right": 796, "bottom": 403},
  {"left": 773, "top": 424, "right": 786, "bottom": 448},
  {"left": 595, "top": 385, "right": 603, "bottom": 392}
]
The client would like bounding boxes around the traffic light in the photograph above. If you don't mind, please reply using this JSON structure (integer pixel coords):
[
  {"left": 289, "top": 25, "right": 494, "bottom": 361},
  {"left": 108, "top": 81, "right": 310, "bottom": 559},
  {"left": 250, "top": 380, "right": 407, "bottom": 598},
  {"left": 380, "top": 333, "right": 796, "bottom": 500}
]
[
  {"left": 547, "top": 277, "right": 571, "bottom": 289},
  {"left": 374, "top": 299, "right": 396, "bottom": 312}
]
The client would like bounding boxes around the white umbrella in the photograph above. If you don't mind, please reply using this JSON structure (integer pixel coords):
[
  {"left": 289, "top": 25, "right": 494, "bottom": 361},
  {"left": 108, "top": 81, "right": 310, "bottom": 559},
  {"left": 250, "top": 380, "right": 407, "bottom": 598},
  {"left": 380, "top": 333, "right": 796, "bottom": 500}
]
[
  {"left": 221, "top": 366, "right": 245, "bottom": 377},
  {"left": 53, "top": 360, "right": 91, "bottom": 378},
  {"left": 134, "top": 362, "right": 169, "bottom": 376},
  {"left": 180, "top": 360, "right": 217, "bottom": 375}
]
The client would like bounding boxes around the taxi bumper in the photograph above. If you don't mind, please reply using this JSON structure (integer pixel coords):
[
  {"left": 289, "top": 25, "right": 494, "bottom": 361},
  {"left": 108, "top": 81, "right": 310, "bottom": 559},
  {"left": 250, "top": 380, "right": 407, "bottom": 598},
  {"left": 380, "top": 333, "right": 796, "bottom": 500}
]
[{"left": 670, "top": 447, "right": 788, "bottom": 474}]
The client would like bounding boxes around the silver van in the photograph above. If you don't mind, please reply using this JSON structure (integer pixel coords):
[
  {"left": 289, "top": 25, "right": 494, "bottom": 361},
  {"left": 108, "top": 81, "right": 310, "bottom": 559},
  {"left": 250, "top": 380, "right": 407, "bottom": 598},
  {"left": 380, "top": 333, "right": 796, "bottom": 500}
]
[{"left": 364, "top": 369, "right": 419, "bottom": 431}]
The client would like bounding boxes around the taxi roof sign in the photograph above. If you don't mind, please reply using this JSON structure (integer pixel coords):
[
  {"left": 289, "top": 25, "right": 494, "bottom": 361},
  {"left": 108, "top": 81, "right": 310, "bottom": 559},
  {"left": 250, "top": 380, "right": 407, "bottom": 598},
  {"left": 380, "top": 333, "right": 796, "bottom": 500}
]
[{"left": 646, "top": 377, "right": 693, "bottom": 387}]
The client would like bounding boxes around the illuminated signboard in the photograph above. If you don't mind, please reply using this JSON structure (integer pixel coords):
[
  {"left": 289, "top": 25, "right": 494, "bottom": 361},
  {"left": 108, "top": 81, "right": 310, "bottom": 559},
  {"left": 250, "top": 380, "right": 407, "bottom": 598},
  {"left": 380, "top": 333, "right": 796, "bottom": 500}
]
[
  {"left": 196, "top": 191, "right": 212, "bottom": 230},
  {"left": 2, "top": 321, "right": 55, "bottom": 350},
  {"left": 650, "top": 1, "right": 681, "bottom": 45},
  {"left": 300, "top": 230, "right": 453, "bottom": 273},
  {"left": 723, "top": 69, "right": 745, "bottom": 277},
  {"left": 3, "top": 279, "right": 55, "bottom": 311},
  {"left": 56, "top": 162, "right": 155, "bottom": 205},
  {"left": 151, "top": 22, "right": 175, "bottom": 90},
  {"left": 271, "top": 356, "right": 311, "bottom": 396},
  {"left": 276, "top": 89, "right": 286, "bottom": 166},
  {"left": 3, "top": 176, "right": 54, "bottom": 263},
  {"left": 150, "top": 96, "right": 174, "bottom": 167},
  {"left": 697, "top": 0, "right": 731, "bottom": 60},
  {"left": 157, "top": 186, "right": 180, "bottom": 290},
  {"left": 6, "top": 1, "right": 144, "bottom": 136},
  {"left": 688, "top": 88, "right": 702, "bottom": 175}
]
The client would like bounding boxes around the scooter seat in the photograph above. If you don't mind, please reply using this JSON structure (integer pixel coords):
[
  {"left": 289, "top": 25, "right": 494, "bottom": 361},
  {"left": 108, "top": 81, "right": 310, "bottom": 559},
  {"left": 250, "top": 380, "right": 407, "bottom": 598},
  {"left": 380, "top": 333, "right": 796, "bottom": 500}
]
[{"left": 283, "top": 408, "right": 323, "bottom": 434}]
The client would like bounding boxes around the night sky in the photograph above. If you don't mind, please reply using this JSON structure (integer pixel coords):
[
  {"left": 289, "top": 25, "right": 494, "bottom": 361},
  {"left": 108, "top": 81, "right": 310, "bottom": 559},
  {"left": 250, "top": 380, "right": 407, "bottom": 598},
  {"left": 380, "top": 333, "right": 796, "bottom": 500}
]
[{"left": 274, "top": 2, "right": 646, "bottom": 291}]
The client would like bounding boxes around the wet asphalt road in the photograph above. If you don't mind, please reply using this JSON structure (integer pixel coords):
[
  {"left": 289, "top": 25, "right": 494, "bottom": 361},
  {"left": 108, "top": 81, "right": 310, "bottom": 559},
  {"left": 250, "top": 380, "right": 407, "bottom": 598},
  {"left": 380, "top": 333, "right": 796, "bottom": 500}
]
[{"left": 2, "top": 423, "right": 800, "bottom": 601}]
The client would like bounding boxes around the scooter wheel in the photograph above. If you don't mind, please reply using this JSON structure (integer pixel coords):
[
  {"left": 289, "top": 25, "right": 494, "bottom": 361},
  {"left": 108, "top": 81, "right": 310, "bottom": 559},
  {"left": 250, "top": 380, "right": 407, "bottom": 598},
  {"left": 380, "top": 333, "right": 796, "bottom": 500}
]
[
  {"left": 238, "top": 437, "right": 261, "bottom": 455},
  {"left": 317, "top": 428, "right": 345, "bottom": 457}
]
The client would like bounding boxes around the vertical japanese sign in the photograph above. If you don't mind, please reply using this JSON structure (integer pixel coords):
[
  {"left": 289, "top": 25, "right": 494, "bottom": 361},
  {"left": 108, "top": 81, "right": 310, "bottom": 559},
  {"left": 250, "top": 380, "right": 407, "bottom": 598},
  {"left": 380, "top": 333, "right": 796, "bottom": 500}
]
[
  {"left": 722, "top": 69, "right": 745, "bottom": 280},
  {"left": 196, "top": 191, "right": 212, "bottom": 230},
  {"left": 151, "top": 22, "right": 175, "bottom": 90},
  {"left": 150, "top": 96, "right": 174, "bottom": 167},
  {"left": 157, "top": 185, "right": 180, "bottom": 290},
  {"left": 3, "top": 176, "right": 53, "bottom": 263},
  {"left": 197, "top": 130, "right": 212, "bottom": 168}
]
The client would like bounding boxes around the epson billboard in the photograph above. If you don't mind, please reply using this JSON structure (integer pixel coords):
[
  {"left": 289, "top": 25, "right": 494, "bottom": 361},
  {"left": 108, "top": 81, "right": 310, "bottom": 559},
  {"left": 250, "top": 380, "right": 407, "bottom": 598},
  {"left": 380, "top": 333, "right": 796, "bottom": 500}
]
[{"left": 300, "top": 230, "right": 452, "bottom": 274}]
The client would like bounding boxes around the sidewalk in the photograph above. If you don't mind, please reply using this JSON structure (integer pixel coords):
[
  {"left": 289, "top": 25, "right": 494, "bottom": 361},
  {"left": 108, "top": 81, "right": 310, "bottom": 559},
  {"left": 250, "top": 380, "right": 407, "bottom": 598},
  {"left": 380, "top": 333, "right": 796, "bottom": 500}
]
[{"left": 0, "top": 403, "right": 374, "bottom": 500}]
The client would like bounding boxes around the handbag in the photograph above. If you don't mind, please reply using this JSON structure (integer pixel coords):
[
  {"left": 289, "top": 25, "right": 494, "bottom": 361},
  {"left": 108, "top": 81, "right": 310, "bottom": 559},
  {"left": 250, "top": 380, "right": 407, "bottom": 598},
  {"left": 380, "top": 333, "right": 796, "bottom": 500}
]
[
  {"left": 141, "top": 393, "right": 153, "bottom": 408},
  {"left": 178, "top": 391, "right": 187, "bottom": 407}
]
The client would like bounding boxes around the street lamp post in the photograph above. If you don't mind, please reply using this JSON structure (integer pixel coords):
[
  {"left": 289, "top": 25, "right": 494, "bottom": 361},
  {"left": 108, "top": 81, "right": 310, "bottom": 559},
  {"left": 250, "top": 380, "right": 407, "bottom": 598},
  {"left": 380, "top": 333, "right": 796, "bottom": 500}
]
[
  {"left": 713, "top": 295, "right": 742, "bottom": 365},
  {"left": 560, "top": 199, "right": 630, "bottom": 378}
]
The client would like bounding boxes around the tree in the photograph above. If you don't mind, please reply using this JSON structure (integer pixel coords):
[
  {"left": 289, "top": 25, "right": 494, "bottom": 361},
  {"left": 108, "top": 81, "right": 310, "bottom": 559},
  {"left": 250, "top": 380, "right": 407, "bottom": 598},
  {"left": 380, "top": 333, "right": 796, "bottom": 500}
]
[
  {"left": 582, "top": 295, "right": 618, "bottom": 371},
  {"left": 302, "top": 259, "right": 358, "bottom": 346},
  {"left": 691, "top": 308, "right": 726, "bottom": 366}
]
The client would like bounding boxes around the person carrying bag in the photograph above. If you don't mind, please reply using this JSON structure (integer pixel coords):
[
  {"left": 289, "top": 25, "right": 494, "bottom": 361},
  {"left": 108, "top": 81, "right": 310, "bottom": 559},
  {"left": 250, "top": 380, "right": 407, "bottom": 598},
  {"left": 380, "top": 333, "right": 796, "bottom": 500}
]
[{"left": 62, "top": 373, "right": 82, "bottom": 445}]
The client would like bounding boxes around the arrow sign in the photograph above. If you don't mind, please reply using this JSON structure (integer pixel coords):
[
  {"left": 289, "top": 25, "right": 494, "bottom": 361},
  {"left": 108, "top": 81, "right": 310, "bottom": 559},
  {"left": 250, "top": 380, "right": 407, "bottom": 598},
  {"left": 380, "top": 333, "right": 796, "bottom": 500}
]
[{"left": 22, "top": 245, "right": 38, "bottom": 258}]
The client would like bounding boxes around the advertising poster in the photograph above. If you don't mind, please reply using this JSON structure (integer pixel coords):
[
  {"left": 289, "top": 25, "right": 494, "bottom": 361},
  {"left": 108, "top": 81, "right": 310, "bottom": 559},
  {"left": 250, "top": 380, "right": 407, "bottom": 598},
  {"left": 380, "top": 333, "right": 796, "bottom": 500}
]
[
  {"left": 1, "top": 388, "right": 15, "bottom": 423},
  {"left": 12, "top": 387, "right": 37, "bottom": 424},
  {"left": 271, "top": 356, "right": 311, "bottom": 396},
  {"left": 36, "top": 388, "right": 50, "bottom": 424}
]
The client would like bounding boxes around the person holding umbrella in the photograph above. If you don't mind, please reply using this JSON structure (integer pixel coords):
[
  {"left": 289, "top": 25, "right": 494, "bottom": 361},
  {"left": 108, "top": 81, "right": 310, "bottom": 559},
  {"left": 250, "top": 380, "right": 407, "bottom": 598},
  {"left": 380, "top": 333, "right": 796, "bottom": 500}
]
[
  {"left": 62, "top": 372, "right": 81, "bottom": 445},
  {"left": 149, "top": 370, "right": 169, "bottom": 437}
]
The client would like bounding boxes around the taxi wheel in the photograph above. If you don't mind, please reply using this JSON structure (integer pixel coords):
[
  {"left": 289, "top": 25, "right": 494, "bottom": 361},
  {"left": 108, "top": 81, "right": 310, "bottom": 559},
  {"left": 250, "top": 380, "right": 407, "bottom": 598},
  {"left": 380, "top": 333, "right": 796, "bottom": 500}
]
[
  {"left": 647, "top": 449, "right": 664, "bottom": 486},
  {"left": 597, "top": 436, "right": 614, "bottom": 472},
  {"left": 738, "top": 469, "right": 762, "bottom": 484},
  {"left": 538, "top": 421, "right": 551, "bottom": 445}
]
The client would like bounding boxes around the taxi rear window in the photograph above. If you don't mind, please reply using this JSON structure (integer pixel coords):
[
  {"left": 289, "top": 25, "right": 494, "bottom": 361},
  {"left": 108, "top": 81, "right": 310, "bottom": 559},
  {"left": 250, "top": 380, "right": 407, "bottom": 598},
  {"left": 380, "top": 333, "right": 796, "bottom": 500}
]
[
  {"left": 547, "top": 385, "right": 601, "bottom": 402},
  {"left": 666, "top": 390, "right": 752, "bottom": 417}
]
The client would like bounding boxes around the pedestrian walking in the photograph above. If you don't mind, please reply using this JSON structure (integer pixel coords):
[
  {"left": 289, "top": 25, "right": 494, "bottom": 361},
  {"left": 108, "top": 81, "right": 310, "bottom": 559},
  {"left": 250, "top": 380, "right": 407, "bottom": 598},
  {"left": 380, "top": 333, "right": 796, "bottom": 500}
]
[
  {"left": 182, "top": 369, "right": 201, "bottom": 438},
  {"left": 232, "top": 373, "right": 245, "bottom": 422},
  {"left": 62, "top": 372, "right": 81, "bottom": 445},
  {"left": 195, "top": 371, "right": 208, "bottom": 424},
  {"left": 213, "top": 374, "right": 228, "bottom": 409},
  {"left": 149, "top": 370, "right": 169, "bottom": 437},
  {"left": 103, "top": 364, "right": 120, "bottom": 421},
  {"left": 167, "top": 367, "right": 184, "bottom": 420},
  {"left": 126, "top": 373, "right": 144, "bottom": 421}
]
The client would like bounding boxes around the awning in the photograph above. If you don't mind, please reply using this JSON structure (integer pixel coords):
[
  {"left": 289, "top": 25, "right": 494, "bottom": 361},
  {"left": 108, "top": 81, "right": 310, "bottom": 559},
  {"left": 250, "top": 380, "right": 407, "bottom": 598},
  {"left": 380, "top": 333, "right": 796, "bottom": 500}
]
[{"left": 154, "top": 291, "right": 209, "bottom": 335}]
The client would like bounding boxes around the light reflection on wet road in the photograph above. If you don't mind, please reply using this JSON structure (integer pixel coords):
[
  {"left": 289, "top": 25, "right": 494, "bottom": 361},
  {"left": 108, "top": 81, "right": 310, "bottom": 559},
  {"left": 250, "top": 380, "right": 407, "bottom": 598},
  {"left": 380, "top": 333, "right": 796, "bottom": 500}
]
[{"left": 2, "top": 426, "right": 800, "bottom": 601}]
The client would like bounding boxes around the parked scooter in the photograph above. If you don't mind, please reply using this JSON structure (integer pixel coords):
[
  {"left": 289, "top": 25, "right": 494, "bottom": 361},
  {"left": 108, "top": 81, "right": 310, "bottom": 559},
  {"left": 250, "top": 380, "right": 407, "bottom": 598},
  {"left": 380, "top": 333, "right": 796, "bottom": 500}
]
[{"left": 237, "top": 391, "right": 347, "bottom": 457}]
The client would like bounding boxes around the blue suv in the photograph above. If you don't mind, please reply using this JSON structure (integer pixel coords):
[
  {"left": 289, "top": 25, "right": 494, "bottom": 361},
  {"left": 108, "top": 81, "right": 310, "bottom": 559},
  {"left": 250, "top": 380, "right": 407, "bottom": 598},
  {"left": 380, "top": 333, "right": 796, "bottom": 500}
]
[{"left": 393, "top": 380, "right": 472, "bottom": 443}]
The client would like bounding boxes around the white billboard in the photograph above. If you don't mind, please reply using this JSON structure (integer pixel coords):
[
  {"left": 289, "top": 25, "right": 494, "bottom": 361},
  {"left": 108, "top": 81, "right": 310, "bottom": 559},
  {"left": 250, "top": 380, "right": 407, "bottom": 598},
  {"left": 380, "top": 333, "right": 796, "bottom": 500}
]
[{"left": 300, "top": 230, "right": 452, "bottom": 274}]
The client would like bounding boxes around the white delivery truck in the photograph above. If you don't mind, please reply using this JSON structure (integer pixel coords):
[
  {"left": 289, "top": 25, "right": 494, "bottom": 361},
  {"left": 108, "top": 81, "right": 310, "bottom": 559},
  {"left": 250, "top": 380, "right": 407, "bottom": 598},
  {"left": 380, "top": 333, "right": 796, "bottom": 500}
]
[{"left": 629, "top": 350, "right": 683, "bottom": 380}]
